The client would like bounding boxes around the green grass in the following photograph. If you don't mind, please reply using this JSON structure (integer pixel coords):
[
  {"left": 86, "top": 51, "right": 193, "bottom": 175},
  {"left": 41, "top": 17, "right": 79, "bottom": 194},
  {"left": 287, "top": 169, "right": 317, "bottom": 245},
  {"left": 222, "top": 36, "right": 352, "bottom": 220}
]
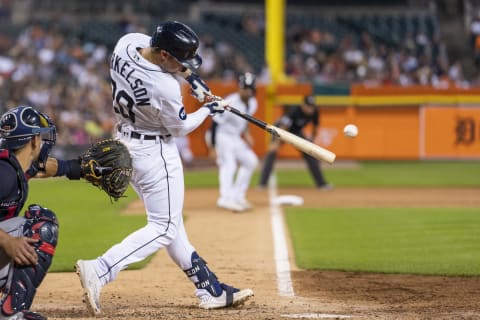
[
  {"left": 24, "top": 160, "right": 480, "bottom": 275},
  {"left": 28, "top": 179, "right": 147, "bottom": 272},
  {"left": 286, "top": 208, "right": 480, "bottom": 276},
  {"left": 185, "top": 160, "right": 480, "bottom": 187},
  {"left": 277, "top": 160, "right": 480, "bottom": 187}
]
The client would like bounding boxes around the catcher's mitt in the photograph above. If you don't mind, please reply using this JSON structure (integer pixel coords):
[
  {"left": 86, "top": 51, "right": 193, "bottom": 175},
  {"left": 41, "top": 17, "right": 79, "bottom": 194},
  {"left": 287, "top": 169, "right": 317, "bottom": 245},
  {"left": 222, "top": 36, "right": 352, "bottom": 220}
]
[{"left": 81, "top": 139, "right": 133, "bottom": 201}]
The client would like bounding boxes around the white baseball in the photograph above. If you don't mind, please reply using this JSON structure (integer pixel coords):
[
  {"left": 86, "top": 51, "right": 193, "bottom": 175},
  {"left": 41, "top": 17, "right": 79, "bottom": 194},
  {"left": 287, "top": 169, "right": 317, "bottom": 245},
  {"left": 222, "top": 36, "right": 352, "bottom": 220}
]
[{"left": 343, "top": 124, "right": 358, "bottom": 138}]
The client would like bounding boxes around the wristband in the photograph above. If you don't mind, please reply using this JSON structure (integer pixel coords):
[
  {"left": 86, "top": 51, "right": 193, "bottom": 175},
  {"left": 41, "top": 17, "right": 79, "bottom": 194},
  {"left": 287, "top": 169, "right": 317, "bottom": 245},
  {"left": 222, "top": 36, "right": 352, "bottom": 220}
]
[{"left": 56, "top": 159, "right": 82, "bottom": 180}]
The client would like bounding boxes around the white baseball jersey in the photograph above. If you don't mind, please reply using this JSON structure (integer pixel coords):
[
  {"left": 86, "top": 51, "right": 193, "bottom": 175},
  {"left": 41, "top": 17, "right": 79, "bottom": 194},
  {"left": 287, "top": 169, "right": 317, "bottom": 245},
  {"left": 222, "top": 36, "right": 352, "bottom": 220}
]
[
  {"left": 110, "top": 33, "right": 210, "bottom": 137},
  {"left": 89, "top": 33, "right": 210, "bottom": 285},
  {"left": 213, "top": 92, "right": 258, "bottom": 205},
  {"left": 213, "top": 92, "right": 257, "bottom": 135}
]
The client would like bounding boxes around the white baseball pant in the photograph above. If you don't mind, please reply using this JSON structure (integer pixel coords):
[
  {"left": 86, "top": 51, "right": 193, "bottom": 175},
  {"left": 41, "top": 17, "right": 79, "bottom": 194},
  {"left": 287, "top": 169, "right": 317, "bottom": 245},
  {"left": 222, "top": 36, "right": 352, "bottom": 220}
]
[
  {"left": 94, "top": 134, "right": 195, "bottom": 284},
  {"left": 215, "top": 132, "right": 258, "bottom": 203}
]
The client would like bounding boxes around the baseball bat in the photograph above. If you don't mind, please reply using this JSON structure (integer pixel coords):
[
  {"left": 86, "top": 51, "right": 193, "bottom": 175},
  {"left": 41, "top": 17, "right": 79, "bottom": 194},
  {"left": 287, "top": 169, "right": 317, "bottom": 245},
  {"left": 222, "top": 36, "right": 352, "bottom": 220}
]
[
  {"left": 179, "top": 69, "right": 336, "bottom": 164},
  {"left": 224, "top": 105, "right": 336, "bottom": 164}
]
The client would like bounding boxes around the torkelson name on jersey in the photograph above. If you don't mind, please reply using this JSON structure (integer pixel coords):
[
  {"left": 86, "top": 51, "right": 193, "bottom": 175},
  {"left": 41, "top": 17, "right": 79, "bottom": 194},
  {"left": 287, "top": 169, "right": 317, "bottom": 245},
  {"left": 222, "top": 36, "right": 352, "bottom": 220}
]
[{"left": 110, "top": 52, "right": 150, "bottom": 106}]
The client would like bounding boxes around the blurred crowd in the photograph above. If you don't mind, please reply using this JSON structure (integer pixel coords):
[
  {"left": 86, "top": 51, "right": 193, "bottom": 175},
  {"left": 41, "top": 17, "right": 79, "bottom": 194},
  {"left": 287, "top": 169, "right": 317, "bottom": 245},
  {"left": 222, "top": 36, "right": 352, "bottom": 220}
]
[
  {"left": 0, "top": 22, "right": 114, "bottom": 157},
  {"left": 469, "top": 11, "right": 480, "bottom": 71},
  {"left": 0, "top": 19, "right": 265, "bottom": 157},
  {"left": 286, "top": 25, "right": 468, "bottom": 87},
  {"left": 196, "top": 33, "right": 259, "bottom": 81}
]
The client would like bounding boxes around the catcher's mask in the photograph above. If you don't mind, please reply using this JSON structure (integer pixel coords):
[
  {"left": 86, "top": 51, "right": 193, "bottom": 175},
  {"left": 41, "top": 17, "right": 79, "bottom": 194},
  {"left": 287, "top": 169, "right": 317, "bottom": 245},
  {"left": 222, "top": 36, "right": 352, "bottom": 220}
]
[
  {"left": 150, "top": 21, "right": 202, "bottom": 70},
  {"left": 0, "top": 105, "right": 56, "bottom": 166}
]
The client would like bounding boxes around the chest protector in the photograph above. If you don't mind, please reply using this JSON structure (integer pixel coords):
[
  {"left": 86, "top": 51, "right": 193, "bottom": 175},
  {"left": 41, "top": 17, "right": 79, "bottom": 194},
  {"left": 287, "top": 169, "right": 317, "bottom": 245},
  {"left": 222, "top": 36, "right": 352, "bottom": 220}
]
[{"left": 0, "top": 149, "right": 29, "bottom": 221}]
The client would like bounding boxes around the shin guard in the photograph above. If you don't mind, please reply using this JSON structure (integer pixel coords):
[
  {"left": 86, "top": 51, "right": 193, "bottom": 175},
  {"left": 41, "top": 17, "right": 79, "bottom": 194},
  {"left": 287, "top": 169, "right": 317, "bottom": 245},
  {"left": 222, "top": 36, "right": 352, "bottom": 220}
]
[
  {"left": 183, "top": 252, "right": 222, "bottom": 297},
  {"left": 1, "top": 205, "right": 58, "bottom": 316}
]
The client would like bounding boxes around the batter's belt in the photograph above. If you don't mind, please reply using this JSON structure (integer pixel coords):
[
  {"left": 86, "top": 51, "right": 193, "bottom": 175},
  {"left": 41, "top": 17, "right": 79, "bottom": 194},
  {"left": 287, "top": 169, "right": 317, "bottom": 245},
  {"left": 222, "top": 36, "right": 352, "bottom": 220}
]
[{"left": 117, "top": 127, "right": 171, "bottom": 140}]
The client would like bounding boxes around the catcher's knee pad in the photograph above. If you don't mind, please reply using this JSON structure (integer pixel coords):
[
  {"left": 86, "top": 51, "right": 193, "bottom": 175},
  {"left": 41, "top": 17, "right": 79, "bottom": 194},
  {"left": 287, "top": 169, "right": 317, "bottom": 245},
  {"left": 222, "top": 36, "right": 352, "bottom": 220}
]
[
  {"left": 23, "top": 204, "right": 59, "bottom": 250},
  {"left": 183, "top": 252, "right": 222, "bottom": 297},
  {"left": 0, "top": 205, "right": 58, "bottom": 316}
]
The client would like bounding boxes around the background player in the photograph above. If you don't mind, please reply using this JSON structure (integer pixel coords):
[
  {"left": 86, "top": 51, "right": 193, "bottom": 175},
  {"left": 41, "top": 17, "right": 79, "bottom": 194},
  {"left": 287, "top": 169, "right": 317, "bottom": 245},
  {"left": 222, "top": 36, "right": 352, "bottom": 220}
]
[
  {"left": 74, "top": 21, "right": 254, "bottom": 316},
  {"left": 258, "top": 95, "right": 331, "bottom": 189},
  {"left": 207, "top": 72, "right": 258, "bottom": 212}
]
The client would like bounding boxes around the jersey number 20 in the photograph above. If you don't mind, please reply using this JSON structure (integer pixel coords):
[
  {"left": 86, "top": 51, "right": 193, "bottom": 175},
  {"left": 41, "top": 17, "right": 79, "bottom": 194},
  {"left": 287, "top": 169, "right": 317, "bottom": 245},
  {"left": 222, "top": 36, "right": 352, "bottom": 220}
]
[{"left": 111, "top": 79, "right": 135, "bottom": 123}]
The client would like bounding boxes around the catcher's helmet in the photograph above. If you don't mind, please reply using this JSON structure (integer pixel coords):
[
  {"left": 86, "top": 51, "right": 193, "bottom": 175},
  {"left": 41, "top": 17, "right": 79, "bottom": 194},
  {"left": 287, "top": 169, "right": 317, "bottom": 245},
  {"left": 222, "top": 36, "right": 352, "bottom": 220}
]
[
  {"left": 238, "top": 72, "right": 256, "bottom": 93},
  {"left": 0, "top": 106, "right": 56, "bottom": 165},
  {"left": 151, "top": 21, "right": 202, "bottom": 69}
]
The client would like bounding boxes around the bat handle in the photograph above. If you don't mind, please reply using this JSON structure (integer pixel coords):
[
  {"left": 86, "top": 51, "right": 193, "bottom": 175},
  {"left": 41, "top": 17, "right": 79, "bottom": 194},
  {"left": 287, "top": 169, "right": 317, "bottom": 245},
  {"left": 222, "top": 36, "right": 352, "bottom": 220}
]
[{"left": 204, "top": 94, "right": 222, "bottom": 103}]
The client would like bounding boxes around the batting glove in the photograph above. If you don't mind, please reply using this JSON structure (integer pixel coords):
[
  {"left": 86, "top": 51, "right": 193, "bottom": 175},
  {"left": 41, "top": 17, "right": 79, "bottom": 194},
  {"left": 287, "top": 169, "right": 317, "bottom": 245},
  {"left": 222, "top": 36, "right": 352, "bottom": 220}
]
[
  {"left": 186, "top": 73, "right": 211, "bottom": 102},
  {"left": 203, "top": 99, "right": 228, "bottom": 116}
]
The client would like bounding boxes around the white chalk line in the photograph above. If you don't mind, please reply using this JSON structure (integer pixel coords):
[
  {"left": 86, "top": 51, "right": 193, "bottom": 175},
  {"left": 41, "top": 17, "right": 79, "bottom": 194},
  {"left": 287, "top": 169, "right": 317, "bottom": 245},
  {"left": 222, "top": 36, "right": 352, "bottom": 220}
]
[
  {"left": 269, "top": 174, "right": 295, "bottom": 297},
  {"left": 269, "top": 175, "right": 353, "bottom": 319}
]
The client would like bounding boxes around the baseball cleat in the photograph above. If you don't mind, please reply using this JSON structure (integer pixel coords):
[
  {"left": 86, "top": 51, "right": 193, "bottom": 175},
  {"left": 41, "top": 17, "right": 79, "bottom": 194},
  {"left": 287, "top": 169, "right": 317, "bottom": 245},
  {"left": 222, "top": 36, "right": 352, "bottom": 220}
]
[
  {"left": 75, "top": 260, "right": 102, "bottom": 316},
  {"left": 195, "top": 284, "right": 254, "bottom": 309},
  {"left": 317, "top": 183, "right": 334, "bottom": 190},
  {"left": 217, "top": 198, "right": 245, "bottom": 212},
  {"left": 236, "top": 199, "right": 253, "bottom": 211}
]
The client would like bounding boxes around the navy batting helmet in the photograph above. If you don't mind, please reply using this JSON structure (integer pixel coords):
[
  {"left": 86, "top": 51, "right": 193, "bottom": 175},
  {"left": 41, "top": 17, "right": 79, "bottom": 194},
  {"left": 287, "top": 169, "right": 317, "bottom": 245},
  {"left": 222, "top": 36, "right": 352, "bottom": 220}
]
[
  {"left": 0, "top": 106, "right": 56, "bottom": 164},
  {"left": 151, "top": 21, "right": 202, "bottom": 69},
  {"left": 238, "top": 72, "right": 256, "bottom": 93}
]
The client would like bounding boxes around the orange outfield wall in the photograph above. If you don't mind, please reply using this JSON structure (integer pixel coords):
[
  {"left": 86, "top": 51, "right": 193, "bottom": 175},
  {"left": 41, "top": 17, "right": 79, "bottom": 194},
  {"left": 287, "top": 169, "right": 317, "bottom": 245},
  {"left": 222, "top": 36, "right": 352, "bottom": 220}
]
[
  {"left": 309, "top": 105, "right": 421, "bottom": 160},
  {"left": 421, "top": 106, "right": 480, "bottom": 159},
  {"left": 183, "top": 82, "right": 480, "bottom": 160}
]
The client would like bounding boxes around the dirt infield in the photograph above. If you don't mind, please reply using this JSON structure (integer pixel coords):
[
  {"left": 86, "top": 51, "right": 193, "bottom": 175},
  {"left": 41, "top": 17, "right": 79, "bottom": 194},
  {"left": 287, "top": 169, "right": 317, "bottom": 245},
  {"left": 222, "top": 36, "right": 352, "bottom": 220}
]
[{"left": 35, "top": 187, "right": 480, "bottom": 319}]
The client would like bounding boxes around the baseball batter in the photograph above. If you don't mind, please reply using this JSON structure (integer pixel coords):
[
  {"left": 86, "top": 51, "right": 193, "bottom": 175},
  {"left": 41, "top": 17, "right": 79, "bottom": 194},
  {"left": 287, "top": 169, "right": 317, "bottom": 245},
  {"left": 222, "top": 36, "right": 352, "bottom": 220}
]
[
  {"left": 75, "top": 21, "right": 253, "bottom": 316},
  {"left": 209, "top": 73, "right": 258, "bottom": 212}
]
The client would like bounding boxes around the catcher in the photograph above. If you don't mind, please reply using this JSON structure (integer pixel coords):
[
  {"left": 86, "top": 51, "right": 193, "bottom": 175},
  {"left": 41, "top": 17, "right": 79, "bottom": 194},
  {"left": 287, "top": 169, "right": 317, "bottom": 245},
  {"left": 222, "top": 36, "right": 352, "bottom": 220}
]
[{"left": 0, "top": 105, "right": 131, "bottom": 320}]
